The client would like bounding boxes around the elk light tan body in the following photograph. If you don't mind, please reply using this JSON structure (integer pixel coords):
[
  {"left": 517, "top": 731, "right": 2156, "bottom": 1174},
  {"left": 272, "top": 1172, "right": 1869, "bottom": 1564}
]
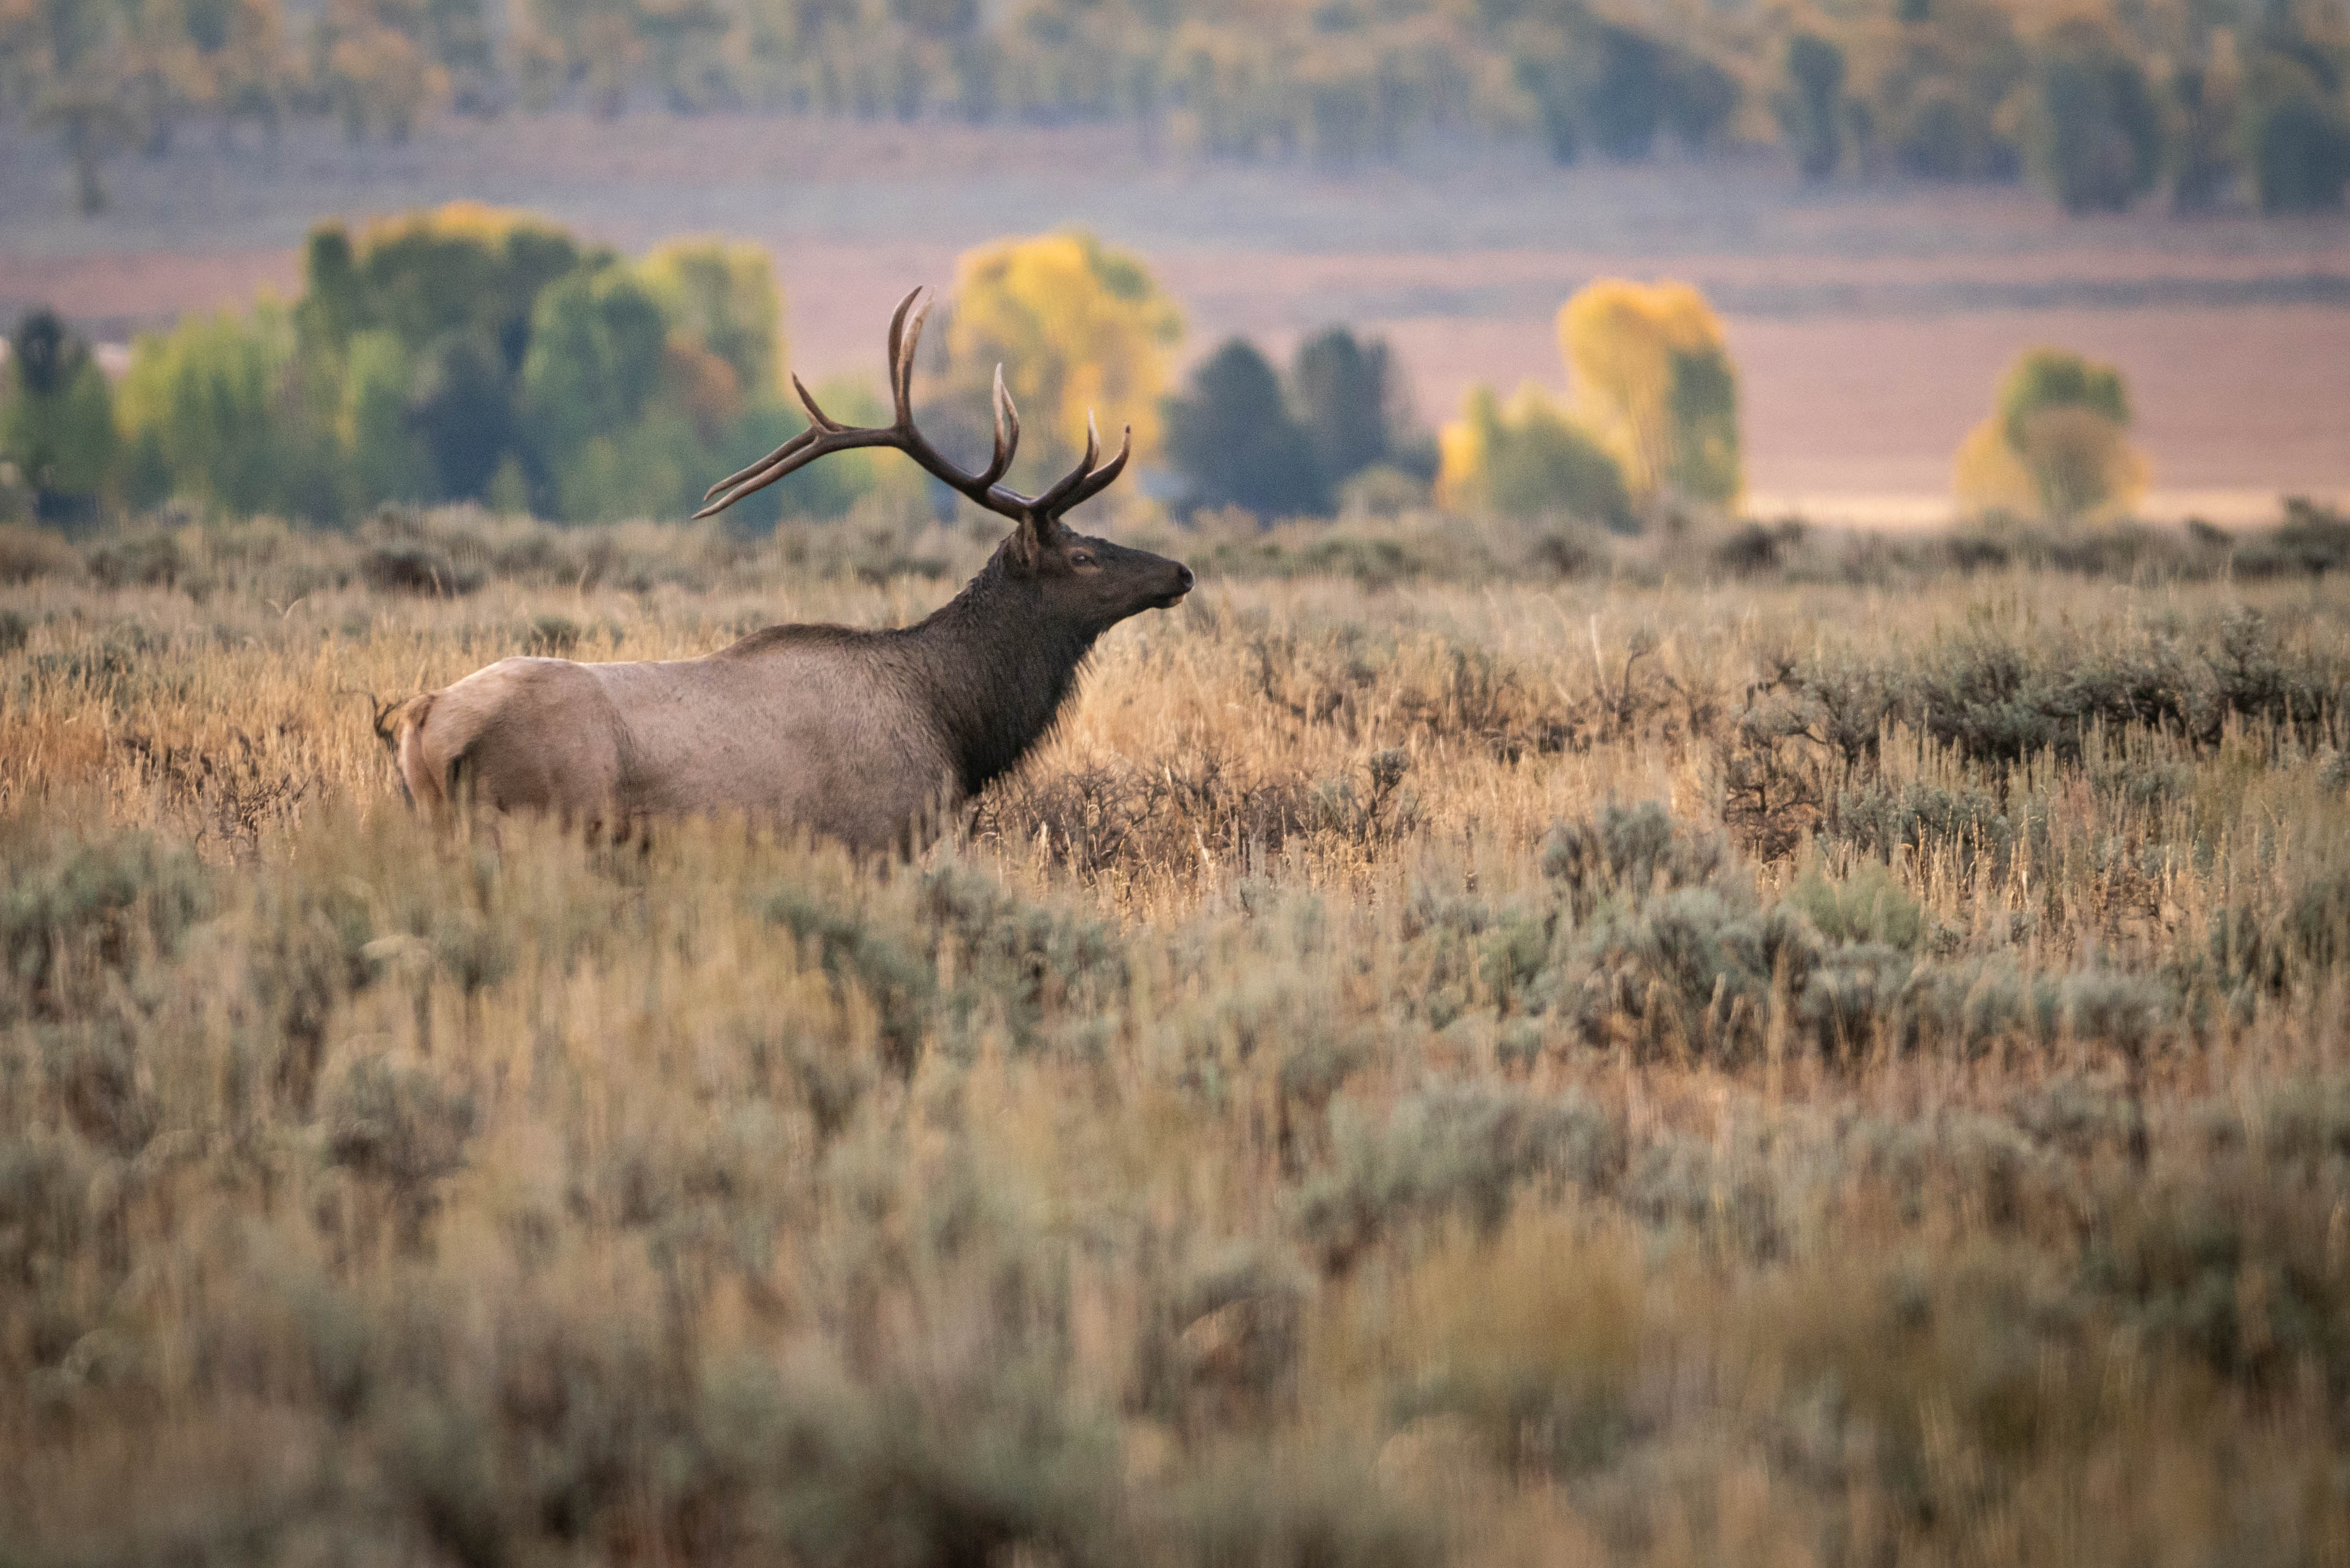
[{"left": 390, "top": 289, "right": 1192, "bottom": 853}]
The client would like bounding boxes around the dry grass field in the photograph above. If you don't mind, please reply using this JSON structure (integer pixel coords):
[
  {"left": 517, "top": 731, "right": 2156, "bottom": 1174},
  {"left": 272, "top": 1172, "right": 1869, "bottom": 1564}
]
[{"left": 3, "top": 501, "right": 2349, "bottom": 1565}]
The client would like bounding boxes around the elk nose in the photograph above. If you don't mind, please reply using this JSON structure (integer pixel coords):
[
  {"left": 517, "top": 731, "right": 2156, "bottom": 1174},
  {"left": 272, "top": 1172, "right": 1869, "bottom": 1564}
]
[{"left": 1176, "top": 565, "right": 1195, "bottom": 592}]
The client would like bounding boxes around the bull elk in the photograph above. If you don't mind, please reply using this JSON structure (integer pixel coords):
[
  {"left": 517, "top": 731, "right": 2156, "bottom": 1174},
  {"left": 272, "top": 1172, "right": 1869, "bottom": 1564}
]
[{"left": 387, "top": 289, "right": 1193, "bottom": 853}]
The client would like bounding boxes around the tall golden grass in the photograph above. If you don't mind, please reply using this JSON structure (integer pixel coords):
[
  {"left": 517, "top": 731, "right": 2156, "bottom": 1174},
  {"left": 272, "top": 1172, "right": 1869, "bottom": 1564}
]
[{"left": 3, "top": 507, "right": 2348, "bottom": 1565}]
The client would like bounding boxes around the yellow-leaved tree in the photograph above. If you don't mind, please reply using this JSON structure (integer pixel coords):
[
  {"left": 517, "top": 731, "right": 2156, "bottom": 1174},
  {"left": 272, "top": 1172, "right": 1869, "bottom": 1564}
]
[
  {"left": 1556, "top": 278, "right": 1741, "bottom": 509},
  {"left": 946, "top": 232, "right": 1182, "bottom": 487},
  {"left": 1436, "top": 385, "right": 1633, "bottom": 531},
  {"left": 1953, "top": 348, "right": 2147, "bottom": 522},
  {"left": 1435, "top": 277, "right": 1737, "bottom": 529}
]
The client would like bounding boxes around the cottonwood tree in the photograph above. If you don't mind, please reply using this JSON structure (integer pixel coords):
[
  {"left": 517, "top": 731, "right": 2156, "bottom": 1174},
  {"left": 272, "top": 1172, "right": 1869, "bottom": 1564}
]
[
  {"left": 1775, "top": 31, "right": 1844, "bottom": 179},
  {"left": 2028, "top": 17, "right": 2161, "bottom": 213},
  {"left": 1436, "top": 384, "right": 1631, "bottom": 531},
  {"left": 8, "top": 0, "right": 136, "bottom": 213},
  {"left": 110, "top": 204, "right": 856, "bottom": 526},
  {"left": 1556, "top": 278, "right": 1741, "bottom": 511},
  {"left": 118, "top": 305, "right": 319, "bottom": 516},
  {"left": 1164, "top": 339, "right": 1325, "bottom": 519},
  {"left": 2242, "top": 42, "right": 2350, "bottom": 213},
  {"left": 1953, "top": 347, "right": 2147, "bottom": 522},
  {"left": 1290, "top": 326, "right": 1405, "bottom": 491},
  {"left": 2, "top": 310, "right": 117, "bottom": 522},
  {"left": 945, "top": 231, "right": 1181, "bottom": 487},
  {"left": 639, "top": 240, "right": 785, "bottom": 406}
]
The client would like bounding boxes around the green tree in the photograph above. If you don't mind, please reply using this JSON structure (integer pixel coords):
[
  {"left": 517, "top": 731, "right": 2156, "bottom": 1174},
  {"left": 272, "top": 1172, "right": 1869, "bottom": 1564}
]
[
  {"left": 1165, "top": 339, "right": 1327, "bottom": 519},
  {"left": 1, "top": 309, "right": 117, "bottom": 522},
  {"left": 638, "top": 238, "right": 784, "bottom": 401},
  {"left": 520, "top": 264, "right": 674, "bottom": 518},
  {"left": 409, "top": 333, "right": 521, "bottom": 501},
  {"left": 520, "top": 265, "right": 668, "bottom": 456},
  {"left": 340, "top": 329, "right": 434, "bottom": 504},
  {"left": 1289, "top": 326, "right": 1399, "bottom": 490},
  {"left": 2242, "top": 46, "right": 2350, "bottom": 213},
  {"left": 295, "top": 205, "right": 594, "bottom": 511},
  {"left": 2030, "top": 19, "right": 2162, "bottom": 214},
  {"left": 1996, "top": 346, "right": 2128, "bottom": 447},
  {"left": 118, "top": 305, "right": 315, "bottom": 516},
  {"left": 294, "top": 223, "right": 368, "bottom": 355},
  {"left": 1777, "top": 31, "right": 1845, "bottom": 180},
  {"left": 328, "top": 205, "right": 587, "bottom": 364},
  {"left": 84, "top": 203, "right": 861, "bottom": 526}
]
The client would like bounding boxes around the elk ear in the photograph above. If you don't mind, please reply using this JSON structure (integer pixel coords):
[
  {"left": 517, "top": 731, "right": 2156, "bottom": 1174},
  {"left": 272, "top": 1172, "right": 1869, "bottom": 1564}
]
[{"left": 1013, "top": 507, "right": 1065, "bottom": 563}]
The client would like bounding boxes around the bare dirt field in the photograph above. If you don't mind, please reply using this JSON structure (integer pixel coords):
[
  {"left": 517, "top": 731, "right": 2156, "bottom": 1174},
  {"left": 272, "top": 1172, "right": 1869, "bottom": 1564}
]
[{"left": 5, "top": 114, "right": 2348, "bottom": 507}]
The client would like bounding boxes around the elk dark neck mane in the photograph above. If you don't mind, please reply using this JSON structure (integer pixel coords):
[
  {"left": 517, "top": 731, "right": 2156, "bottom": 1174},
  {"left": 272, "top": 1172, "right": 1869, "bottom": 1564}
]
[{"left": 901, "top": 548, "right": 1098, "bottom": 795}]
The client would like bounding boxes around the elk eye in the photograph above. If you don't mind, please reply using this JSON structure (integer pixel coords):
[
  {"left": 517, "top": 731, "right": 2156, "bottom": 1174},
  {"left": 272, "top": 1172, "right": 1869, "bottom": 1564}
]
[{"left": 1071, "top": 550, "right": 1095, "bottom": 566}]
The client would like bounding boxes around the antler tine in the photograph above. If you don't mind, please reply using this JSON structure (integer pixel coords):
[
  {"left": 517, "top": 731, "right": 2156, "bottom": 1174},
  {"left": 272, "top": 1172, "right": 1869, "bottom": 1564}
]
[
  {"left": 979, "top": 365, "right": 1020, "bottom": 488},
  {"left": 695, "top": 285, "right": 1046, "bottom": 525},
  {"left": 882, "top": 287, "right": 921, "bottom": 409},
  {"left": 697, "top": 371, "right": 850, "bottom": 503},
  {"left": 892, "top": 290, "right": 932, "bottom": 423},
  {"left": 792, "top": 373, "right": 846, "bottom": 431},
  {"left": 1061, "top": 423, "right": 1133, "bottom": 511},
  {"left": 1030, "top": 412, "right": 1103, "bottom": 516},
  {"left": 702, "top": 423, "right": 822, "bottom": 503},
  {"left": 877, "top": 289, "right": 1027, "bottom": 518},
  {"left": 692, "top": 422, "right": 899, "bottom": 519}
]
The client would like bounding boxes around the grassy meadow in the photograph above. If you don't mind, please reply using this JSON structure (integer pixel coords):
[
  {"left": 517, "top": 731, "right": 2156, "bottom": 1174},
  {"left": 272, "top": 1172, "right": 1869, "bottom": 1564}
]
[{"left": 3, "top": 503, "right": 2350, "bottom": 1565}]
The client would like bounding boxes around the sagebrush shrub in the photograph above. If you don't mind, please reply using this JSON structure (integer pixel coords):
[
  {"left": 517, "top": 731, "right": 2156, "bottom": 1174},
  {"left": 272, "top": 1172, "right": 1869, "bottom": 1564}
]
[
  {"left": 1540, "top": 800, "right": 1730, "bottom": 916},
  {"left": 1830, "top": 779, "right": 2012, "bottom": 865},
  {"left": 1294, "top": 1084, "right": 1624, "bottom": 1271},
  {"left": 1786, "top": 861, "right": 1928, "bottom": 951},
  {"left": 84, "top": 532, "right": 182, "bottom": 590},
  {"left": 324, "top": 1056, "right": 478, "bottom": 1190},
  {"left": 0, "top": 823, "right": 209, "bottom": 1021},
  {"left": 361, "top": 541, "right": 482, "bottom": 597}
]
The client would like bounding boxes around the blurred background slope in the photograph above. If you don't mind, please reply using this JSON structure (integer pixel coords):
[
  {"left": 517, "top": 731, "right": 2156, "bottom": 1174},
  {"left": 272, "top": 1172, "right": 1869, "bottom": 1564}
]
[{"left": 2, "top": 0, "right": 2348, "bottom": 516}]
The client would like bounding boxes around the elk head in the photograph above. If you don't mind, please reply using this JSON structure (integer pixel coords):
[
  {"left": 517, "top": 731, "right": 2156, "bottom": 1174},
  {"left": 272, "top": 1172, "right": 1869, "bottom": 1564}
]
[{"left": 695, "top": 288, "right": 1193, "bottom": 631}]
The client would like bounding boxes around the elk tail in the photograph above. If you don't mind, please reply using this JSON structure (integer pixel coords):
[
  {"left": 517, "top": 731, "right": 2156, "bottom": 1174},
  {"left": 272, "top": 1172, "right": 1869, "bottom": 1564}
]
[{"left": 391, "top": 693, "right": 445, "bottom": 812}]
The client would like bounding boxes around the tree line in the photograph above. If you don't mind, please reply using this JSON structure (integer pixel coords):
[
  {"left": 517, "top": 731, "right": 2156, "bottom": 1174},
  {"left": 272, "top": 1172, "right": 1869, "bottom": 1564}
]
[
  {"left": 2, "top": 211, "right": 1428, "bottom": 529},
  {"left": 0, "top": 205, "right": 2158, "bottom": 535},
  {"left": 6, "top": 0, "right": 2348, "bottom": 216},
  {"left": 0, "top": 204, "right": 907, "bottom": 528}
]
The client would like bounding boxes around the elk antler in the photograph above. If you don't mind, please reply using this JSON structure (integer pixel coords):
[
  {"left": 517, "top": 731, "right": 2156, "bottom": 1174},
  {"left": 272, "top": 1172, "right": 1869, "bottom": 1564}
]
[{"left": 693, "top": 288, "right": 1132, "bottom": 524}]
